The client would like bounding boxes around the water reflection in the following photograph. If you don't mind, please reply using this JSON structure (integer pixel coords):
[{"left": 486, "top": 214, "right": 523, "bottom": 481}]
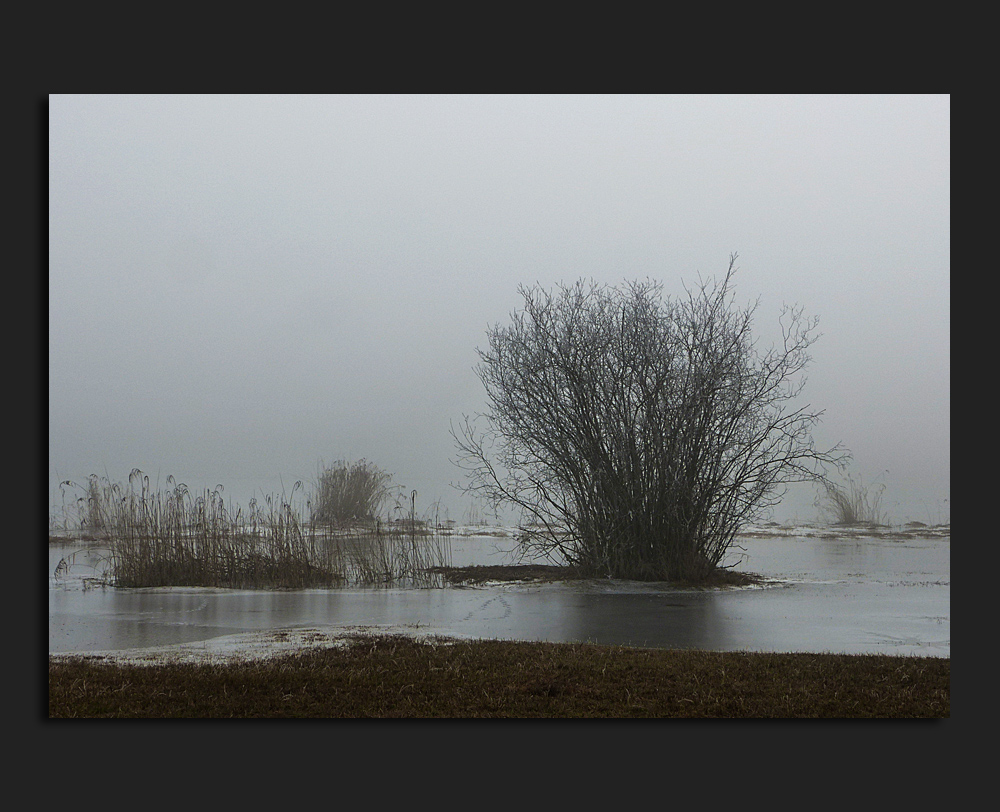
[{"left": 551, "top": 585, "right": 733, "bottom": 650}]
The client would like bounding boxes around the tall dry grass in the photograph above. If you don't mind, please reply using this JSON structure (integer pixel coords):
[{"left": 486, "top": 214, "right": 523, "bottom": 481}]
[
  {"left": 56, "top": 470, "right": 450, "bottom": 589},
  {"left": 311, "top": 459, "right": 393, "bottom": 526},
  {"left": 817, "top": 473, "right": 887, "bottom": 526}
]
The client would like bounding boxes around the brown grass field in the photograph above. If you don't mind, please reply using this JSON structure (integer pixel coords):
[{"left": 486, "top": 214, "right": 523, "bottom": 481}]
[{"left": 48, "top": 634, "right": 949, "bottom": 719}]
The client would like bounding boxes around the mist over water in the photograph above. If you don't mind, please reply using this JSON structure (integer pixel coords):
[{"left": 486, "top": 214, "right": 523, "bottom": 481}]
[{"left": 49, "top": 95, "right": 949, "bottom": 541}]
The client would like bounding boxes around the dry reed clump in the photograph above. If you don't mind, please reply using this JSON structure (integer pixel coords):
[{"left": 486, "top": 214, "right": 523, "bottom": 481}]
[
  {"left": 311, "top": 459, "right": 392, "bottom": 526},
  {"left": 52, "top": 474, "right": 111, "bottom": 539},
  {"left": 817, "top": 472, "right": 887, "bottom": 527},
  {"left": 57, "top": 470, "right": 450, "bottom": 589}
]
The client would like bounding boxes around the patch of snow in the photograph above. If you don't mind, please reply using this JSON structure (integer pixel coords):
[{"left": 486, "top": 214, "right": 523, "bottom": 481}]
[{"left": 48, "top": 625, "right": 469, "bottom": 667}]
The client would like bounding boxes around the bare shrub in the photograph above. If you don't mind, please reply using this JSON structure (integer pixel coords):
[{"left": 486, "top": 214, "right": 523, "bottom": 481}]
[
  {"left": 311, "top": 459, "right": 393, "bottom": 526},
  {"left": 817, "top": 472, "right": 887, "bottom": 526},
  {"left": 453, "top": 254, "right": 847, "bottom": 582}
]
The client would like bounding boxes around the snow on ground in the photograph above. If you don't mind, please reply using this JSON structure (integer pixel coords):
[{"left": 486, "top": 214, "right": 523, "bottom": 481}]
[
  {"left": 735, "top": 522, "right": 950, "bottom": 539},
  {"left": 48, "top": 625, "right": 470, "bottom": 667},
  {"left": 440, "top": 522, "right": 951, "bottom": 539}
]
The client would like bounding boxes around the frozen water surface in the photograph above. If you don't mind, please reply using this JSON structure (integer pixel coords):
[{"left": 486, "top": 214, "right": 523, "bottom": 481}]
[{"left": 48, "top": 524, "right": 949, "bottom": 664}]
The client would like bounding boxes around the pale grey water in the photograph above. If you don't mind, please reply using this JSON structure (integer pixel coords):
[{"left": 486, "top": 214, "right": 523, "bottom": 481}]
[{"left": 48, "top": 530, "right": 949, "bottom": 657}]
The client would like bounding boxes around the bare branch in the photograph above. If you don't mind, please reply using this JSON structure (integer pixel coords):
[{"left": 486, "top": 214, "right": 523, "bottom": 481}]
[{"left": 451, "top": 256, "right": 847, "bottom": 581}]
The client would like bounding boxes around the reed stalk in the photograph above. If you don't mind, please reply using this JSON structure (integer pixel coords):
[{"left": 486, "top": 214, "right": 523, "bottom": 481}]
[{"left": 56, "top": 470, "right": 450, "bottom": 589}]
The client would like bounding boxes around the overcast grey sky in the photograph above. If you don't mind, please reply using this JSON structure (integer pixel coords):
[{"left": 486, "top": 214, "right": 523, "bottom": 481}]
[{"left": 48, "top": 94, "right": 950, "bottom": 525}]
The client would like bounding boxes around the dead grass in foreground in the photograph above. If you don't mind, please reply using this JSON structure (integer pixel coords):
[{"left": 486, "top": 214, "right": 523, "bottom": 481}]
[{"left": 48, "top": 636, "right": 949, "bottom": 718}]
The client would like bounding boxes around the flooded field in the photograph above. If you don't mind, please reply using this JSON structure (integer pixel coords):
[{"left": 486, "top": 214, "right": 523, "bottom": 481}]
[{"left": 48, "top": 524, "right": 949, "bottom": 661}]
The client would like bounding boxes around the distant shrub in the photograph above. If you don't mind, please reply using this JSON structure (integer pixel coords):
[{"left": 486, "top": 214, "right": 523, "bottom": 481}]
[
  {"left": 818, "top": 472, "right": 887, "bottom": 526},
  {"left": 312, "top": 459, "right": 393, "bottom": 526}
]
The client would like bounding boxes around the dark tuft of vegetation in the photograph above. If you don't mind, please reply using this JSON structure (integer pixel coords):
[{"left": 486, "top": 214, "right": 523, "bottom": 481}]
[
  {"left": 311, "top": 459, "right": 393, "bottom": 526},
  {"left": 48, "top": 637, "right": 949, "bottom": 718},
  {"left": 817, "top": 472, "right": 888, "bottom": 527}
]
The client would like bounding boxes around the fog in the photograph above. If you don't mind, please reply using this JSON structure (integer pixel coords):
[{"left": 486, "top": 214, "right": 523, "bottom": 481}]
[{"left": 48, "top": 94, "right": 949, "bottom": 526}]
